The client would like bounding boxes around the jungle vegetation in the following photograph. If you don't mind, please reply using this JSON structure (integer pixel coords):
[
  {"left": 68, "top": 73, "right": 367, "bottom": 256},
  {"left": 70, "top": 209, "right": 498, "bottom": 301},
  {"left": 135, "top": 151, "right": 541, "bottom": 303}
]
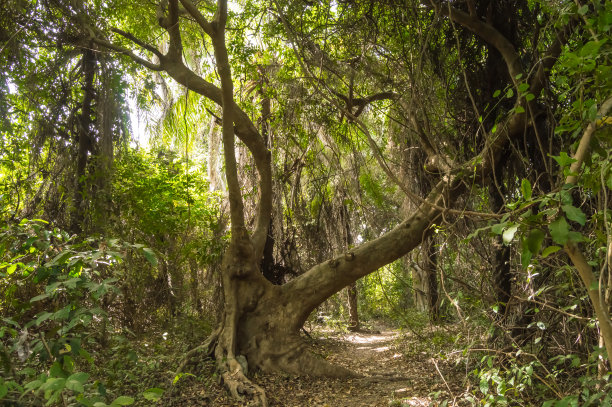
[{"left": 1, "top": 0, "right": 611, "bottom": 405}]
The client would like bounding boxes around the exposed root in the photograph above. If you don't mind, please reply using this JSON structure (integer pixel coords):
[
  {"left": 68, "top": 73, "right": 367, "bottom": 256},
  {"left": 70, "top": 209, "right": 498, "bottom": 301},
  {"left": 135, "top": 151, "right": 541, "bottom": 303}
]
[
  {"left": 220, "top": 361, "right": 268, "bottom": 407},
  {"left": 172, "top": 327, "right": 220, "bottom": 381}
]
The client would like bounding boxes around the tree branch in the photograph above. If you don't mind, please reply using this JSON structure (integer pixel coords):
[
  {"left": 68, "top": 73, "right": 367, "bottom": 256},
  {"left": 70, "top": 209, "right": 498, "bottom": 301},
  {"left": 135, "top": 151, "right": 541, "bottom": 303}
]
[
  {"left": 110, "top": 28, "right": 162, "bottom": 58},
  {"left": 94, "top": 0, "right": 273, "bottom": 258},
  {"left": 429, "top": 1, "right": 524, "bottom": 85},
  {"left": 91, "top": 37, "right": 163, "bottom": 71},
  {"left": 179, "top": 0, "right": 214, "bottom": 37},
  {"left": 563, "top": 96, "right": 612, "bottom": 368},
  {"left": 211, "top": 0, "right": 247, "bottom": 236}
]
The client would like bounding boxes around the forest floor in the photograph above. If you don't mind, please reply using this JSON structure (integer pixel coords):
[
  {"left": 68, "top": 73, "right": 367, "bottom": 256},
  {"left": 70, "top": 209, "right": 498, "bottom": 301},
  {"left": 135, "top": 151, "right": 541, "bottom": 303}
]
[{"left": 164, "top": 322, "right": 471, "bottom": 406}]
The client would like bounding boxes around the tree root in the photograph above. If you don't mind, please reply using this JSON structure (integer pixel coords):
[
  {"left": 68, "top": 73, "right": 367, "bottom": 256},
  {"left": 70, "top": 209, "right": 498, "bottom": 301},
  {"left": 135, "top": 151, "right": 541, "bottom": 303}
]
[
  {"left": 172, "top": 328, "right": 268, "bottom": 406},
  {"left": 220, "top": 363, "right": 268, "bottom": 406},
  {"left": 172, "top": 328, "right": 220, "bottom": 381}
]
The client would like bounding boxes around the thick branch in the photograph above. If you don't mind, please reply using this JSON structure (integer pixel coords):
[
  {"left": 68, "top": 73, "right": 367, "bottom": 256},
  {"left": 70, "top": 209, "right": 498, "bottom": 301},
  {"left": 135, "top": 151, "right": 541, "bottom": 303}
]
[
  {"left": 564, "top": 96, "right": 612, "bottom": 366},
  {"left": 430, "top": 1, "right": 524, "bottom": 85},
  {"left": 211, "top": 0, "right": 245, "bottom": 234},
  {"left": 529, "top": 21, "right": 576, "bottom": 97},
  {"left": 95, "top": 2, "right": 272, "bottom": 257},
  {"left": 284, "top": 103, "right": 529, "bottom": 325},
  {"left": 179, "top": 0, "right": 214, "bottom": 36}
]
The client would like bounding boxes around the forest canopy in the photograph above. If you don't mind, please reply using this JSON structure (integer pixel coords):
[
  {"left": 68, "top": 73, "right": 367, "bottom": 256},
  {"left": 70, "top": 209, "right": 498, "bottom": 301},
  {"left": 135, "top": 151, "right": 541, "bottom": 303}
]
[{"left": 1, "top": 0, "right": 611, "bottom": 405}]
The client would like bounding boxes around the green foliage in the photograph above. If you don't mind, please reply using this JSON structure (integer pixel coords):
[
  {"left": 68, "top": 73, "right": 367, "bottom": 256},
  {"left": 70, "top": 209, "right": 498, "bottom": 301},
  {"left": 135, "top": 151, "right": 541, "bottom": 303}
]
[
  {"left": 465, "top": 352, "right": 612, "bottom": 407},
  {"left": 0, "top": 219, "right": 159, "bottom": 405},
  {"left": 359, "top": 261, "right": 412, "bottom": 323},
  {"left": 110, "top": 149, "right": 226, "bottom": 323}
]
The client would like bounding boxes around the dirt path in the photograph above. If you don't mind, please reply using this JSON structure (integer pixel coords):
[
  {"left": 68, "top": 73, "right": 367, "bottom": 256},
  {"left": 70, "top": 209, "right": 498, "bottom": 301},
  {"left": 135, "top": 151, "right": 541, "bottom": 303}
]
[
  {"left": 171, "top": 326, "right": 464, "bottom": 406},
  {"left": 257, "top": 329, "right": 442, "bottom": 407}
]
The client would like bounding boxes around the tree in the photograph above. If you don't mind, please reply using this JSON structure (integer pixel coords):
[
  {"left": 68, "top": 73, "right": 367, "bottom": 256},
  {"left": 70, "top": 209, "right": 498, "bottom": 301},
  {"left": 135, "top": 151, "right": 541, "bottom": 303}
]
[{"left": 44, "top": 0, "right": 610, "bottom": 404}]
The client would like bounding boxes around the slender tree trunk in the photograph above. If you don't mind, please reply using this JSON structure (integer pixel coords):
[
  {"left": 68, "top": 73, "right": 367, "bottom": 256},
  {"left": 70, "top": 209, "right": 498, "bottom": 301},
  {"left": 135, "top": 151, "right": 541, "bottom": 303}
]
[
  {"left": 347, "top": 282, "right": 359, "bottom": 331},
  {"left": 412, "top": 259, "right": 428, "bottom": 312},
  {"left": 72, "top": 44, "right": 96, "bottom": 233},
  {"left": 412, "top": 233, "right": 439, "bottom": 320},
  {"left": 489, "top": 175, "right": 511, "bottom": 317},
  {"left": 424, "top": 234, "right": 439, "bottom": 320},
  {"left": 189, "top": 258, "right": 202, "bottom": 312},
  {"left": 340, "top": 202, "right": 360, "bottom": 331},
  {"left": 93, "top": 60, "right": 115, "bottom": 232},
  {"left": 207, "top": 116, "right": 224, "bottom": 192}
]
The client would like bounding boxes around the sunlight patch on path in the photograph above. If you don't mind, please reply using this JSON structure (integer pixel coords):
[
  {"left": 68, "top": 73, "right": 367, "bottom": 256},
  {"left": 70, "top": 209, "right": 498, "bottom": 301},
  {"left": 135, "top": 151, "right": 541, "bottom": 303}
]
[{"left": 343, "top": 331, "right": 398, "bottom": 345}]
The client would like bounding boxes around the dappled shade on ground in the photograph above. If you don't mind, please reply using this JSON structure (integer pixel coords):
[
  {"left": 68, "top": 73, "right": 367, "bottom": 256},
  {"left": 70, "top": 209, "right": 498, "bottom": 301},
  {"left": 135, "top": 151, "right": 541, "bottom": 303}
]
[{"left": 165, "top": 324, "right": 465, "bottom": 406}]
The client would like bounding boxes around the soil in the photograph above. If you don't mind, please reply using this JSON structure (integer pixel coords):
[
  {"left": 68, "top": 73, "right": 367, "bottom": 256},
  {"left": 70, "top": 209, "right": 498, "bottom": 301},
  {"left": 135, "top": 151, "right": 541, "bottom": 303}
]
[{"left": 165, "top": 323, "right": 469, "bottom": 406}]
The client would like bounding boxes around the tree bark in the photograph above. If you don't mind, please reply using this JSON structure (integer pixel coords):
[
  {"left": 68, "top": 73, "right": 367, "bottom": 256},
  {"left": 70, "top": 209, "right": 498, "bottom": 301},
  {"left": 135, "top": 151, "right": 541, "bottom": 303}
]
[
  {"left": 347, "top": 282, "right": 360, "bottom": 331},
  {"left": 562, "top": 97, "right": 612, "bottom": 369},
  {"left": 71, "top": 44, "right": 97, "bottom": 233},
  {"left": 489, "top": 175, "right": 511, "bottom": 318},
  {"left": 413, "top": 233, "right": 439, "bottom": 320}
]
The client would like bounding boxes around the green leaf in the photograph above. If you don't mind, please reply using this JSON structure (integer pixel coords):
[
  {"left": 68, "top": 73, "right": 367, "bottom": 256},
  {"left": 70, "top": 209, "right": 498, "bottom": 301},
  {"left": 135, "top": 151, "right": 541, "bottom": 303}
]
[
  {"left": 549, "top": 217, "right": 569, "bottom": 245},
  {"left": 587, "top": 102, "right": 598, "bottom": 121},
  {"left": 525, "top": 93, "right": 535, "bottom": 101},
  {"left": 35, "top": 312, "right": 53, "bottom": 325},
  {"left": 506, "top": 89, "right": 514, "bottom": 98},
  {"left": 580, "top": 40, "right": 605, "bottom": 58},
  {"left": 526, "top": 229, "right": 545, "bottom": 254},
  {"left": 493, "top": 90, "right": 501, "bottom": 98},
  {"left": 578, "top": 4, "right": 589, "bottom": 15},
  {"left": 65, "top": 372, "right": 89, "bottom": 393},
  {"left": 568, "top": 231, "right": 585, "bottom": 242},
  {"left": 111, "top": 396, "right": 135, "bottom": 406},
  {"left": 480, "top": 378, "right": 489, "bottom": 395},
  {"left": 142, "top": 388, "right": 164, "bottom": 401},
  {"left": 491, "top": 222, "right": 507, "bottom": 235},
  {"left": 521, "top": 246, "right": 533, "bottom": 269},
  {"left": 141, "top": 248, "right": 158, "bottom": 266},
  {"left": 66, "top": 372, "right": 88, "bottom": 384},
  {"left": 551, "top": 152, "right": 577, "bottom": 168},
  {"left": 562, "top": 205, "right": 586, "bottom": 226},
  {"left": 24, "top": 379, "right": 44, "bottom": 391},
  {"left": 46, "top": 250, "right": 73, "bottom": 267},
  {"left": 52, "top": 305, "right": 72, "bottom": 321},
  {"left": 502, "top": 225, "right": 519, "bottom": 245},
  {"left": 518, "top": 83, "right": 529, "bottom": 92},
  {"left": 0, "top": 383, "right": 8, "bottom": 398},
  {"left": 521, "top": 179, "right": 532, "bottom": 201},
  {"left": 515, "top": 105, "right": 525, "bottom": 114},
  {"left": 31, "top": 293, "right": 50, "bottom": 302},
  {"left": 6, "top": 264, "right": 17, "bottom": 274}
]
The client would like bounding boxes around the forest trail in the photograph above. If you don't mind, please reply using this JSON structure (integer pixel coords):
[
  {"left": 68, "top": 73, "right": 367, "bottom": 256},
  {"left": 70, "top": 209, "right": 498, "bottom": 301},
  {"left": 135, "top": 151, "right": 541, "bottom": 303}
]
[{"left": 182, "top": 326, "right": 465, "bottom": 406}]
